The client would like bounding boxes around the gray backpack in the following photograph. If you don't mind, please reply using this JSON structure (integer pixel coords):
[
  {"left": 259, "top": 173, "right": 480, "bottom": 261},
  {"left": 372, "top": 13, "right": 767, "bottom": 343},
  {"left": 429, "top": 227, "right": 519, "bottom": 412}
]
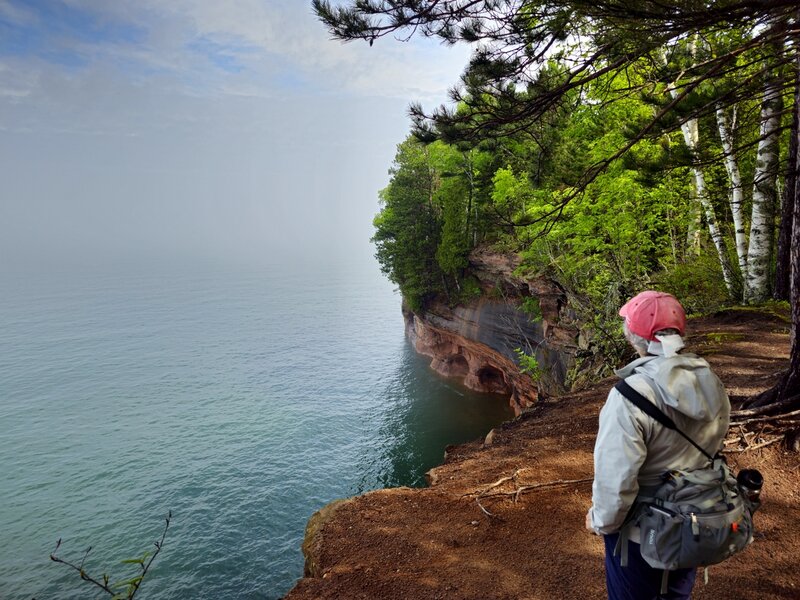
[{"left": 614, "top": 379, "right": 759, "bottom": 592}]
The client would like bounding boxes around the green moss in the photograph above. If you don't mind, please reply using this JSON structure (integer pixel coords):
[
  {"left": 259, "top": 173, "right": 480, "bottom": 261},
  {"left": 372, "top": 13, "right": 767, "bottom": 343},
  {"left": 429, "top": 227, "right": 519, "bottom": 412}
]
[
  {"left": 704, "top": 332, "right": 745, "bottom": 344},
  {"left": 729, "top": 301, "right": 791, "bottom": 323}
]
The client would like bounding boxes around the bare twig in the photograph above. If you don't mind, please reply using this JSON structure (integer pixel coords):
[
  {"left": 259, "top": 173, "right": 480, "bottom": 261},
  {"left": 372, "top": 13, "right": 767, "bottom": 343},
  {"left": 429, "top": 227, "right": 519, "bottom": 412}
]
[
  {"left": 475, "top": 498, "right": 497, "bottom": 517},
  {"left": 477, "top": 478, "right": 594, "bottom": 501},
  {"left": 724, "top": 430, "right": 757, "bottom": 446},
  {"left": 739, "top": 424, "right": 751, "bottom": 449},
  {"left": 731, "top": 395, "right": 800, "bottom": 418},
  {"left": 730, "top": 407, "right": 800, "bottom": 426},
  {"left": 466, "top": 471, "right": 593, "bottom": 504},
  {"left": 130, "top": 510, "right": 171, "bottom": 599},
  {"left": 722, "top": 436, "right": 784, "bottom": 454},
  {"left": 50, "top": 546, "right": 115, "bottom": 596},
  {"left": 50, "top": 511, "right": 171, "bottom": 599},
  {"left": 470, "top": 468, "right": 528, "bottom": 496}
]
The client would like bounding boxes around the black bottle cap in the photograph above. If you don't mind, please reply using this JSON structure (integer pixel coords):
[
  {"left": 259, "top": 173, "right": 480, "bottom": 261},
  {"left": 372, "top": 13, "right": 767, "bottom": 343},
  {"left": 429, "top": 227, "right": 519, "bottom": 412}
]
[{"left": 737, "top": 469, "right": 764, "bottom": 491}]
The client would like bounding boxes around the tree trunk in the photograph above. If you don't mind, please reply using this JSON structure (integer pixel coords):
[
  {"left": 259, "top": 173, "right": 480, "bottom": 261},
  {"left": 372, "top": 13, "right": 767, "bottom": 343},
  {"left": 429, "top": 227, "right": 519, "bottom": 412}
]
[
  {"left": 685, "top": 187, "right": 703, "bottom": 256},
  {"left": 776, "top": 43, "right": 800, "bottom": 301},
  {"left": 746, "top": 44, "right": 800, "bottom": 412},
  {"left": 745, "top": 62, "right": 783, "bottom": 304},
  {"left": 463, "top": 151, "right": 475, "bottom": 247},
  {"left": 716, "top": 105, "right": 748, "bottom": 286},
  {"left": 782, "top": 40, "right": 800, "bottom": 405},
  {"left": 676, "top": 113, "right": 736, "bottom": 294}
]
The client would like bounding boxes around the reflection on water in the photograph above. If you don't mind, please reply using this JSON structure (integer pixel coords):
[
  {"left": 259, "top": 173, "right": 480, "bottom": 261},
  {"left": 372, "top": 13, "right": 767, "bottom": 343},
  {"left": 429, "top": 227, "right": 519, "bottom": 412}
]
[{"left": 358, "top": 343, "right": 513, "bottom": 491}]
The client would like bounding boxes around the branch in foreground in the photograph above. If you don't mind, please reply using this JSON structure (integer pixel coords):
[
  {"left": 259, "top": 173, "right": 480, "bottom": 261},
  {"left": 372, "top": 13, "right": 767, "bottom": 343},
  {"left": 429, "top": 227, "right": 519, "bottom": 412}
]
[{"left": 48, "top": 511, "right": 171, "bottom": 599}]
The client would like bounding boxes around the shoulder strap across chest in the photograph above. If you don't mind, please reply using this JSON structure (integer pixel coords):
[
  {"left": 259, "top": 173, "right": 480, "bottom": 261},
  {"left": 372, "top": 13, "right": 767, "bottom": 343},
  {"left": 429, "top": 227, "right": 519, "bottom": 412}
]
[{"left": 614, "top": 379, "right": 715, "bottom": 462}]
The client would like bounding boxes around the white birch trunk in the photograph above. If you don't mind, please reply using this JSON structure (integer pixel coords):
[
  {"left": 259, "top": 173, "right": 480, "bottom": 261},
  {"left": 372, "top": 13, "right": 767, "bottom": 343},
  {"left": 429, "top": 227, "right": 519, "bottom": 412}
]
[
  {"left": 745, "top": 70, "right": 783, "bottom": 303},
  {"left": 685, "top": 187, "right": 703, "bottom": 255},
  {"left": 715, "top": 105, "right": 748, "bottom": 285},
  {"left": 672, "top": 99, "right": 736, "bottom": 293},
  {"left": 665, "top": 35, "right": 735, "bottom": 293}
]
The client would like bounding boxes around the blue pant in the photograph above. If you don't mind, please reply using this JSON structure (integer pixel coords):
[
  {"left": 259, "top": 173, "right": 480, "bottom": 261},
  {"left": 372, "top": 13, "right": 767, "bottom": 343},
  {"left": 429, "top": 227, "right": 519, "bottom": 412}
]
[{"left": 604, "top": 533, "right": 696, "bottom": 600}]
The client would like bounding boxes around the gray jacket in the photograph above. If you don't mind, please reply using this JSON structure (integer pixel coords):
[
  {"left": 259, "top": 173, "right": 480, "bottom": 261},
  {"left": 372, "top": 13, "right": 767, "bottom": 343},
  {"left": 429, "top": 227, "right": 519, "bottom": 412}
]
[{"left": 589, "top": 349, "right": 730, "bottom": 534}]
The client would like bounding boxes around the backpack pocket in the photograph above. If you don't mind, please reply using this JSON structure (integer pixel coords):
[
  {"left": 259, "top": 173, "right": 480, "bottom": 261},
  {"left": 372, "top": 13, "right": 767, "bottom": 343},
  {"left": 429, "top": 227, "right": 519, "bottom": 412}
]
[
  {"left": 638, "top": 505, "right": 684, "bottom": 570},
  {"left": 638, "top": 503, "right": 752, "bottom": 570},
  {"left": 679, "top": 506, "right": 752, "bottom": 567}
]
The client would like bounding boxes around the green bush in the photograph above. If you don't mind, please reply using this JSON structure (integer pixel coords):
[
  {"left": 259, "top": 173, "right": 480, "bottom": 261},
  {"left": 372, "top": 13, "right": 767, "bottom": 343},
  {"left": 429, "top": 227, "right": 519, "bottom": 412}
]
[
  {"left": 652, "top": 250, "right": 733, "bottom": 315},
  {"left": 520, "top": 296, "right": 543, "bottom": 321},
  {"left": 454, "top": 275, "right": 483, "bottom": 306},
  {"left": 514, "top": 348, "right": 542, "bottom": 380}
]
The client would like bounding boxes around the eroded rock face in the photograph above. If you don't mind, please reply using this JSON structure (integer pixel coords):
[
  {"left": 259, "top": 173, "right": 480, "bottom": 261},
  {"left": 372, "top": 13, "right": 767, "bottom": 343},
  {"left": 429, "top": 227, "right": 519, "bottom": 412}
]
[{"left": 405, "top": 249, "right": 579, "bottom": 414}]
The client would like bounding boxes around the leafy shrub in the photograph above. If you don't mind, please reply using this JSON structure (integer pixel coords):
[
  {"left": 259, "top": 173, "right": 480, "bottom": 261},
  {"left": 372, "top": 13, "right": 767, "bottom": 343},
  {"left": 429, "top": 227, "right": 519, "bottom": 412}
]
[
  {"left": 652, "top": 250, "right": 733, "bottom": 315},
  {"left": 520, "top": 296, "right": 542, "bottom": 321},
  {"left": 454, "top": 276, "right": 483, "bottom": 306},
  {"left": 514, "top": 348, "right": 542, "bottom": 379}
]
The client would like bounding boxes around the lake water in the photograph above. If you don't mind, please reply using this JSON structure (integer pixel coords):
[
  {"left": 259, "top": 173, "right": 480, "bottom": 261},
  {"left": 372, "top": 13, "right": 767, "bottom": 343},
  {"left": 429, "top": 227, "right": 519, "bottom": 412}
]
[{"left": 0, "top": 262, "right": 513, "bottom": 599}]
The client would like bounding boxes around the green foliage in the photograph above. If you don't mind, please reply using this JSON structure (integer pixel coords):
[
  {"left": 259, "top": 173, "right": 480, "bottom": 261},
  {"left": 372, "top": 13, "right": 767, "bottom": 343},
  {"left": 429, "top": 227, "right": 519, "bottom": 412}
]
[
  {"left": 373, "top": 139, "right": 445, "bottom": 310},
  {"left": 374, "top": 137, "right": 498, "bottom": 310},
  {"left": 368, "top": 29, "right": 786, "bottom": 374},
  {"left": 454, "top": 275, "right": 483, "bottom": 306},
  {"left": 373, "top": 66, "right": 734, "bottom": 355},
  {"left": 324, "top": 0, "right": 798, "bottom": 394},
  {"left": 520, "top": 296, "right": 542, "bottom": 321},
  {"left": 514, "top": 348, "right": 542, "bottom": 380},
  {"left": 651, "top": 250, "right": 732, "bottom": 316}
]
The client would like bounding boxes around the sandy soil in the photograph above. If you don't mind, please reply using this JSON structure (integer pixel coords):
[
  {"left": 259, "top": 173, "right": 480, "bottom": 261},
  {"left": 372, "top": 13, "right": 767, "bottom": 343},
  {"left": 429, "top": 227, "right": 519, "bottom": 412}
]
[{"left": 285, "top": 309, "right": 798, "bottom": 600}]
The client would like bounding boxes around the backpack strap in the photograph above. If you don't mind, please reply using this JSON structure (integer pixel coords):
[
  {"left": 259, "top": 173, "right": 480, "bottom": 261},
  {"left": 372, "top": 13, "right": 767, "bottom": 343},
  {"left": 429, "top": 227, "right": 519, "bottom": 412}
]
[
  {"left": 615, "top": 527, "right": 669, "bottom": 593},
  {"left": 614, "top": 379, "right": 715, "bottom": 462}
]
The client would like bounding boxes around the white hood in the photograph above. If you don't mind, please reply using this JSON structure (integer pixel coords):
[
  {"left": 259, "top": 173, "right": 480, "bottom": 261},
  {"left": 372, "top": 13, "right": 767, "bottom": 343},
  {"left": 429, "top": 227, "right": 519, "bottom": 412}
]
[{"left": 615, "top": 353, "right": 727, "bottom": 422}]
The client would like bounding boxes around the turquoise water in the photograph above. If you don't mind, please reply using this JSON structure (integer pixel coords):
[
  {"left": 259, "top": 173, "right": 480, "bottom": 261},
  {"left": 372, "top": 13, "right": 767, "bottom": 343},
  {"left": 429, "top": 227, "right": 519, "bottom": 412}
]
[{"left": 0, "top": 263, "right": 512, "bottom": 599}]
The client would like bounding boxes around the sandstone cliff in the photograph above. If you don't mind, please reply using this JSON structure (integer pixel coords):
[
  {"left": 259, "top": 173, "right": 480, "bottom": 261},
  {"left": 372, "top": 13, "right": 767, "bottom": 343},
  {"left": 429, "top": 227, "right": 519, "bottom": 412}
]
[{"left": 405, "top": 247, "right": 580, "bottom": 414}]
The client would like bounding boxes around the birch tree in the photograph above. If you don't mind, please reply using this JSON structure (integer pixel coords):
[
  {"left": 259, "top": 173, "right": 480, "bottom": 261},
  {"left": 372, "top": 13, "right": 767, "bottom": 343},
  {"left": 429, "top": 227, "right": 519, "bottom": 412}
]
[
  {"left": 745, "top": 62, "right": 783, "bottom": 303},
  {"left": 715, "top": 106, "right": 748, "bottom": 282},
  {"left": 669, "top": 87, "right": 735, "bottom": 294}
]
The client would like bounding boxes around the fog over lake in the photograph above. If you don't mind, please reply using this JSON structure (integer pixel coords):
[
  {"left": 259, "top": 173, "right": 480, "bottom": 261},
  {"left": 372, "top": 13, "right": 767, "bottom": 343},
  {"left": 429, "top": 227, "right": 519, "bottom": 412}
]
[{"left": 0, "top": 2, "right": 508, "bottom": 598}]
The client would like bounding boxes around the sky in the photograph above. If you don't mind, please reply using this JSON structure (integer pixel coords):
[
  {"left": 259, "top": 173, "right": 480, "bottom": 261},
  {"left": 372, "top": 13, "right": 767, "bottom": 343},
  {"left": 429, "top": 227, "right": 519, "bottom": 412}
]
[{"left": 0, "top": 0, "right": 472, "bottom": 273}]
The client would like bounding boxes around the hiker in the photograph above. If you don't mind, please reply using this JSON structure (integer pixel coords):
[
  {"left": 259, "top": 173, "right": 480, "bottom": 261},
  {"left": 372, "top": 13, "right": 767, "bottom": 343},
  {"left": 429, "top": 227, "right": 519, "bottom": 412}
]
[{"left": 585, "top": 291, "right": 731, "bottom": 600}]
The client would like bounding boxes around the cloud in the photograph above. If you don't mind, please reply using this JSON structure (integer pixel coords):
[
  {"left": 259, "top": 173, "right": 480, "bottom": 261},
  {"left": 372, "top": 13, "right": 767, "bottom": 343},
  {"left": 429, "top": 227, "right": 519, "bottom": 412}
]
[{"left": 1, "top": 0, "right": 471, "bottom": 103}]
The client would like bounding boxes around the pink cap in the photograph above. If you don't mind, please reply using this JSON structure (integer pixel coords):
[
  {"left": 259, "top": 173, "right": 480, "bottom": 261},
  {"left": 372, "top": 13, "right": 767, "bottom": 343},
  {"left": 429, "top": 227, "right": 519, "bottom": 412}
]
[{"left": 619, "top": 291, "right": 686, "bottom": 341}]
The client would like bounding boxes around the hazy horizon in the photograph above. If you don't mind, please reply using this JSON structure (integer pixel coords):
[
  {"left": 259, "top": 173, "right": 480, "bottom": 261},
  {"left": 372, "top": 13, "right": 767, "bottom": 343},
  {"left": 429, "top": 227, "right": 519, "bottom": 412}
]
[{"left": 0, "top": 0, "right": 471, "bottom": 274}]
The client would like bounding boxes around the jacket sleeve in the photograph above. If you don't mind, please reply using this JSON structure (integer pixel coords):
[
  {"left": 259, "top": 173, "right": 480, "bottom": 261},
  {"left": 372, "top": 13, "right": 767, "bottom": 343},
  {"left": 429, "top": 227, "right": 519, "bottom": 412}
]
[{"left": 589, "top": 386, "right": 648, "bottom": 534}]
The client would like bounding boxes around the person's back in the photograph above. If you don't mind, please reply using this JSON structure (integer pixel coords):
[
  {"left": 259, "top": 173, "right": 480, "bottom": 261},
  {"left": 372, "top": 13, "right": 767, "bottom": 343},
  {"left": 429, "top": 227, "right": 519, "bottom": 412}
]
[
  {"left": 614, "top": 353, "right": 730, "bottom": 487},
  {"left": 586, "top": 291, "right": 731, "bottom": 600}
]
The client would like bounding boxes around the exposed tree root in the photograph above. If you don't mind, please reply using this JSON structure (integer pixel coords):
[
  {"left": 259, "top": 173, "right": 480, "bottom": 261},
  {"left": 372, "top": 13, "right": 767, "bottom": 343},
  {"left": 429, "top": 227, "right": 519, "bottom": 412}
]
[
  {"left": 731, "top": 393, "right": 800, "bottom": 418},
  {"left": 730, "top": 407, "right": 800, "bottom": 425},
  {"left": 466, "top": 471, "right": 593, "bottom": 518}
]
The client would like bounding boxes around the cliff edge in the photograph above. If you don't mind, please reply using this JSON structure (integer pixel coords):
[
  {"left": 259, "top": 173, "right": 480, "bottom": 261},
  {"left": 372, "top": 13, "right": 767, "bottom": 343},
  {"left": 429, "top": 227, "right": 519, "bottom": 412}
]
[
  {"left": 285, "top": 309, "right": 799, "bottom": 600},
  {"left": 405, "top": 248, "right": 580, "bottom": 414}
]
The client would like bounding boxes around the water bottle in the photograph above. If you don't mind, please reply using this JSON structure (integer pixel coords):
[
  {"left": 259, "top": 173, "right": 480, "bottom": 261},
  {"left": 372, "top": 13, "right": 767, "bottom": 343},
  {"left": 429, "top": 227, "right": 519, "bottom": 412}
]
[{"left": 737, "top": 469, "right": 764, "bottom": 506}]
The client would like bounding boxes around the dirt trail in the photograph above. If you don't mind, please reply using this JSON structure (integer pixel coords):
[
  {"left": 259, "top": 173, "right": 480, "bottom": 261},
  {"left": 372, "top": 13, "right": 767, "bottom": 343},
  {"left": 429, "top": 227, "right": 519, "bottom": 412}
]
[{"left": 285, "top": 309, "right": 799, "bottom": 600}]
